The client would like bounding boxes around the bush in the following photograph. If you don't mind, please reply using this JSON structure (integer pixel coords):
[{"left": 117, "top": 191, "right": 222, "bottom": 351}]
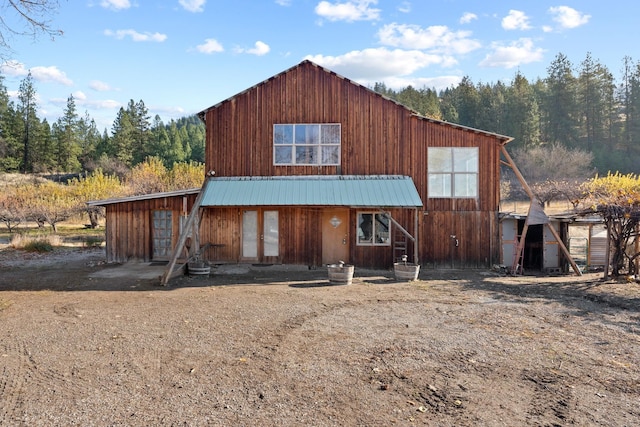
[
  {"left": 83, "top": 236, "right": 104, "bottom": 248},
  {"left": 22, "top": 239, "right": 54, "bottom": 253},
  {"left": 11, "top": 234, "right": 62, "bottom": 251}
]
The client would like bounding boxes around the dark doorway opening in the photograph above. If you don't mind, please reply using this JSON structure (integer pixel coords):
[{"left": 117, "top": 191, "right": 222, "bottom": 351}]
[{"left": 518, "top": 220, "right": 543, "bottom": 271}]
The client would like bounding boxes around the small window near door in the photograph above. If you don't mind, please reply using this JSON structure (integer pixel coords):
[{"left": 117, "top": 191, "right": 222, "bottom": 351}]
[{"left": 357, "top": 212, "right": 390, "bottom": 246}]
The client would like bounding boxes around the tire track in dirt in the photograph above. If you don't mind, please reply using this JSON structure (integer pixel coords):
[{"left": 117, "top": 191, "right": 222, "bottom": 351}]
[
  {"left": 0, "top": 337, "right": 97, "bottom": 424},
  {"left": 523, "top": 369, "right": 577, "bottom": 426},
  {"left": 0, "top": 338, "right": 33, "bottom": 424}
]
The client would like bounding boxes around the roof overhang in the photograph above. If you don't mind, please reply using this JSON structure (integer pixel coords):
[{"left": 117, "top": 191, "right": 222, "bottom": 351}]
[
  {"left": 200, "top": 175, "right": 423, "bottom": 208},
  {"left": 87, "top": 188, "right": 200, "bottom": 207}
]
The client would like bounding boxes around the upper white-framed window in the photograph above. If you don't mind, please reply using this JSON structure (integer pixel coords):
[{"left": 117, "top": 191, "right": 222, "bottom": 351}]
[
  {"left": 273, "top": 124, "right": 341, "bottom": 166},
  {"left": 428, "top": 147, "right": 479, "bottom": 198},
  {"left": 356, "top": 212, "right": 391, "bottom": 246}
]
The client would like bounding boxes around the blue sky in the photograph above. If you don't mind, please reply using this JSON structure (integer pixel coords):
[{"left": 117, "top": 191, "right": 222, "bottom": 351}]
[{"left": 0, "top": 0, "right": 634, "bottom": 130}]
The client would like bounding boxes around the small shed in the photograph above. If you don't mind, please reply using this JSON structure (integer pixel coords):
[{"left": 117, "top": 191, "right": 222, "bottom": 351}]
[{"left": 87, "top": 189, "right": 199, "bottom": 263}]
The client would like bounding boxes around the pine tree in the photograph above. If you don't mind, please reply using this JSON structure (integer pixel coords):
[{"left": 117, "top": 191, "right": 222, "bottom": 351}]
[
  {"left": 543, "top": 53, "right": 579, "bottom": 146},
  {"left": 110, "top": 107, "right": 135, "bottom": 165},
  {"left": 505, "top": 72, "right": 541, "bottom": 149},
  {"left": 17, "top": 71, "right": 39, "bottom": 172},
  {"left": 149, "top": 114, "right": 171, "bottom": 162},
  {"left": 55, "top": 95, "right": 81, "bottom": 172}
]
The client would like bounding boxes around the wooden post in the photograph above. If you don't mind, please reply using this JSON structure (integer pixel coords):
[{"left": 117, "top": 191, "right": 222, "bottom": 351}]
[
  {"left": 161, "top": 177, "right": 209, "bottom": 286},
  {"left": 635, "top": 223, "right": 639, "bottom": 275},
  {"left": 414, "top": 208, "right": 419, "bottom": 265},
  {"left": 604, "top": 220, "right": 611, "bottom": 280},
  {"left": 501, "top": 146, "right": 582, "bottom": 276}
]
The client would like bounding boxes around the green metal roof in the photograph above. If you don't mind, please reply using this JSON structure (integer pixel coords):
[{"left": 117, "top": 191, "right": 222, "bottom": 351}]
[{"left": 200, "top": 175, "right": 423, "bottom": 208}]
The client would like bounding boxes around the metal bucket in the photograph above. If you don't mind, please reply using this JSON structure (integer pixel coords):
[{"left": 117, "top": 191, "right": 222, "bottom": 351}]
[
  {"left": 327, "top": 264, "right": 354, "bottom": 285},
  {"left": 393, "top": 263, "right": 420, "bottom": 281}
]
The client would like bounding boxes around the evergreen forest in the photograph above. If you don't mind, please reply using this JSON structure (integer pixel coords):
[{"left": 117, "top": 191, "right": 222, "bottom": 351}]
[{"left": 1, "top": 52, "right": 639, "bottom": 178}]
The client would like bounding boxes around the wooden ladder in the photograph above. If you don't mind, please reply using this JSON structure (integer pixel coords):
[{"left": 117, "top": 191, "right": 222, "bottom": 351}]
[{"left": 393, "top": 229, "right": 408, "bottom": 262}]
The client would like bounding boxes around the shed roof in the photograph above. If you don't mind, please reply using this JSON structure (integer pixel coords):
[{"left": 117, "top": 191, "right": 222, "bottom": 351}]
[
  {"left": 87, "top": 188, "right": 200, "bottom": 207},
  {"left": 200, "top": 175, "right": 423, "bottom": 208}
]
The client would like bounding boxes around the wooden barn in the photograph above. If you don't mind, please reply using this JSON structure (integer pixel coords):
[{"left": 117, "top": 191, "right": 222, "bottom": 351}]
[{"left": 90, "top": 60, "right": 515, "bottom": 272}]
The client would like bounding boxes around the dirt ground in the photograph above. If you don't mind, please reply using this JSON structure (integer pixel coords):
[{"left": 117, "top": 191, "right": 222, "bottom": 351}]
[{"left": 0, "top": 247, "right": 639, "bottom": 426}]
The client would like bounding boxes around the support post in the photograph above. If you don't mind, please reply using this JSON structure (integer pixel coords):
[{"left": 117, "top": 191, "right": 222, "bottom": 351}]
[
  {"left": 161, "top": 177, "right": 210, "bottom": 286},
  {"left": 501, "top": 146, "right": 582, "bottom": 276}
]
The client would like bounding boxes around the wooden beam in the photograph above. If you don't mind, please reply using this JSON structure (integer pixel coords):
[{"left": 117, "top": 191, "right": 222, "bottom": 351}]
[
  {"left": 546, "top": 223, "right": 582, "bottom": 276},
  {"left": 161, "top": 177, "right": 209, "bottom": 286},
  {"left": 501, "top": 146, "right": 582, "bottom": 276}
]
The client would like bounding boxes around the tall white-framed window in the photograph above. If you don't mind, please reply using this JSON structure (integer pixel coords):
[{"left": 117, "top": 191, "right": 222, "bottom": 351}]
[
  {"left": 356, "top": 212, "right": 391, "bottom": 246},
  {"left": 428, "top": 147, "right": 479, "bottom": 198},
  {"left": 274, "top": 124, "right": 341, "bottom": 165}
]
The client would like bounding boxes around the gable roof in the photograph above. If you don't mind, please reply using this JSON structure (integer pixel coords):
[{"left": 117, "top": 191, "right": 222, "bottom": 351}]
[{"left": 197, "top": 59, "right": 513, "bottom": 144}]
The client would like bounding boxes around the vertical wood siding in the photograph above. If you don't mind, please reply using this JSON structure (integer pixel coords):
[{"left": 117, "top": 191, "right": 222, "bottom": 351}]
[
  {"left": 103, "top": 195, "right": 196, "bottom": 263},
  {"left": 104, "top": 62, "right": 507, "bottom": 268},
  {"left": 200, "top": 61, "right": 506, "bottom": 268}
]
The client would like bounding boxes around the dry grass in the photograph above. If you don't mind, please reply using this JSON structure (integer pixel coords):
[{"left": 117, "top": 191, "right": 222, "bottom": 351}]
[
  {"left": 10, "top": 234, "right": 63, "bottom": 250},
  {"left": 0, "top": 173, "right": 49, "bottom": 187}
]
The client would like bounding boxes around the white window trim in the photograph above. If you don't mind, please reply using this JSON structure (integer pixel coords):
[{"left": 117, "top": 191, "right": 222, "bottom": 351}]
[
  {"left": 428, "top": 147, "right": 479, "bottom": 198},
  {"left": 273, "top": 123, "right": 341, "bottom": 166},
  {"left": 356, "top": 212, "right": 391, "bottom": 247}
]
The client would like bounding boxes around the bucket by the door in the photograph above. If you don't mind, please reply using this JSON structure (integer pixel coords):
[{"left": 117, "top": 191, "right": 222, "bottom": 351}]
[{"left": 327, "top": 263, "right": 354, "bottom": 285}]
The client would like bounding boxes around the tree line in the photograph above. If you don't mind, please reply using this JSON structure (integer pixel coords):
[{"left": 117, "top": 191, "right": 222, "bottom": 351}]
[
  {"left": 2, "top": 51, "right": 639, "bottom": 183},
  {"left": 0, "top": 158, "right": 205, "bottom": 232},
  {"left": 0, "top": 72, "right": 205, "bottom": 176},
  {"left": 374, "top": 52, "right": 640, "bottom": 175}
]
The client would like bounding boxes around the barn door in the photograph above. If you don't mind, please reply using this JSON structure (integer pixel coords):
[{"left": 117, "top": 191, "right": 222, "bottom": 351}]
[
  {"left": 242, "top": 210, "right": 279, "bottom": 263},
  {"left": 152, "top": 210, "right": 173, "bottom": 260}
]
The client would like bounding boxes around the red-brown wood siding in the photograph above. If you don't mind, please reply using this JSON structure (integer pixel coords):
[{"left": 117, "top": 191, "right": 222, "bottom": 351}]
[
  {"left": 103, "top": 62, "right": 506, "bottom": 268},
  {"left": 200, "top": 61, "right": 505, "bottom": 268},
  {"left": 103, "top": 195, "right": 196, "bottom": 263}
]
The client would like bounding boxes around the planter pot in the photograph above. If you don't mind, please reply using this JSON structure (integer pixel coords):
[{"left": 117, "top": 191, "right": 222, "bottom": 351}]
[
  {"left": 394, "top": 263, "right": 420, "bottom": 281},
  {"left": 188, "top": 261, "right": 211, "bottom": 276},
  {"left": 327, "top": 263, "right": 354, "bottom": 285}
]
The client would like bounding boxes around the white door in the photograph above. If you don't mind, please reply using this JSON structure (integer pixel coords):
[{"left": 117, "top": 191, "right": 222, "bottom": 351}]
[{"left": 242, "top": 210, "right": 279, "bottom": 262}]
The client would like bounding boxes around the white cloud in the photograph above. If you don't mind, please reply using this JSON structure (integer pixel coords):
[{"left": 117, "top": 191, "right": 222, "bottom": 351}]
[
  {"left": 196, "top": 38, "right": 224, "bottom": 54},
  {"left": 104, "top": 29, "right": 167, "bottom": 42},
  {"left": 100, "top": 0, "right": 131, "bottom": 10},
  {"left": 502, "top": 10, "right": 531, "bottom": 30},
  {"left": 305, "top": 47, "right": 453, "bottom": 80},
  {"left": 275, "top": 0, "right": 292, "bottom": 5},
  {"left": 73, "top": 91, "right": 87, "bottom": 101},
  {"left": 0, "top": 59, "right": 27, "bottom": 76},
  {"left": 89, "top": 80, "right": 114, "bottom": 91},
  {"left": 377, "top": 23, "right": 481, "bottom": 55},
  {"left": 237, "top": 41, "right": 271, "bottom": 56},
  {"left": 548, "top": 6, "right": 590, "bottom": 29},
  {"left": 460, "top": 12, "right": 477, "bottom": 24},
  {"left": 479, "top": 38, "right": 544, "bottom": 68},
  {"left": 0, "top": 60, "right": 72, "bottom": 85},
  {"left": 179, "top": 0, "right": 206, "bottom": 13},
  {"left": 398, "top": 2, "right": 411, "bottom": 13},
  {"left": 315, "top": 0, "right": 381, "bottom": 22}
]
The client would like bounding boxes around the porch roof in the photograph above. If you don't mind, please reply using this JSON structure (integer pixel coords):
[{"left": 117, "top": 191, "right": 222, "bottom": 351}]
[{"left": 200, "top": 175, "right": 423, "bottom": 208}]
